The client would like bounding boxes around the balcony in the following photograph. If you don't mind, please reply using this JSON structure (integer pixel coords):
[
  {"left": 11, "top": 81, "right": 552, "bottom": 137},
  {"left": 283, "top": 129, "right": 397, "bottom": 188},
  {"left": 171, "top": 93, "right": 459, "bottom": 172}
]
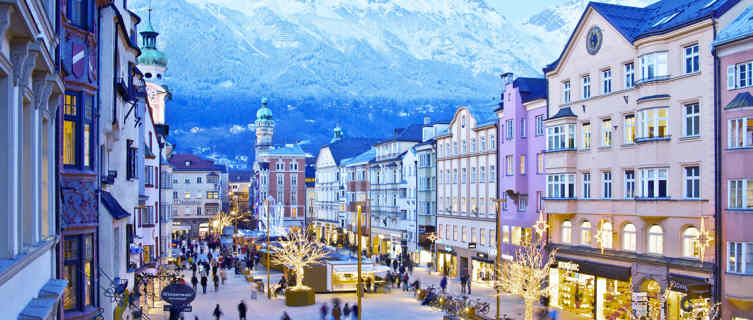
[{"left": 544, "top": 148, "right": 577, "bottom": 172}]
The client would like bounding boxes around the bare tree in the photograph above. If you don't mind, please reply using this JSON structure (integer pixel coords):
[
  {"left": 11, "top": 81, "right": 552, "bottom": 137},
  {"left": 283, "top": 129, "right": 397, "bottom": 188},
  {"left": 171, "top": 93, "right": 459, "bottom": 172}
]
[{"left": 272, "top": 230, "right": 329, "bottom": 291}]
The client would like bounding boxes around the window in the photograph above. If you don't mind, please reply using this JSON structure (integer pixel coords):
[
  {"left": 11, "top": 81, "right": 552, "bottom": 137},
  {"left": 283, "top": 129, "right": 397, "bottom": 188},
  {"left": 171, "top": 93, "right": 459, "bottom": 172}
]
[
  {"left": 471, "top": 139, "right": 476, "bottom": 152},
  {"left": 63, "top": 93, "right": 94, "bottom": 168},
  {"left": 479, "top": 167, "right": 486, "bottom": 182},
  {"left": 462, "top": 140, "right": 467, "bottom": 153},
  {"left": 172, "top": 191, "right": 178, "bottom": 200},
  {"left": 490, "top": 135, "right": 496, "bottom": 150},
  {"left": 184, "top": 192, "right": 191, "bottom": 199},
  {"left": 684, "top": 44, "right": 699, "bottom": 74},
  {"left": 623, "top": 224, "right": 636, "bottom": 251},
  {"left": 480, "top": 137, "right": 486, "bottom": 152},
  {"left": 729, "top": 61, "right": 753, "bottom": 89},
  {"left": 480, "top": 229, "right": 486, "bottom": 246},
  {"left": 535, "top": 115, "right": 544, "bottom": 136},
  {"left": 683, "top": 227, "right": 700, "bottom": 258},
  {"left": 502, "top": 225, "right": 510, "bottom": 243},
  {"left": 461, "top": 115, "right": 466, "bottom": 128},
  {"left": 603, "top": 171, "right": 612, "bottom": 199},
  {"left": 683, "top": 103, "right": 700, "bottom": 137},
  {"left": 453, "top": 226, "right": 458, "bottom": 240},
  {"left": 502, "top": 193, "right": 508, "bottom": 211},
  {"left": 641, "top": 168, "right": 668, "bottom": 198},
  {"left": 462, "top": 168, "right": 467, "bottom": 184},
  {"left": 684, "top": 166, "right": 700, "bottom": 199},
  {"left": 506, "top": 155, "right": 513, "bottom": 176},
  {"left": 471, "top": 167, "right": 476, "bottom": 183},
  {"left": 489, "top": 166, "right": 495, "bottom": 181},
  {"left": 537, "top": 191, "right": 544, "bottom": 212},
  {"left": 727, "top": 242, "right": 753, "bottom": 274},
  {"left": 196, "top": 177, "right": 203, "bottom": 184},
  {"left": 728, "top": 117, "right": 753, "bottom": 148},
  {"left": 506, "top": 119, "right": 514, "bottom": 139},
  {"left": 292, "top": 175, "right": 298, "bottom": 186},
  {"left": 537, "top": 153, "right": 544, "bottom": 174},
  {"left": 582, "top": 75, "right": 591, "bottom": 99},
  {"left": 462, "top": 226, "right": 467, "bottom": 242},
  {"left": 638, "top": 108, "right": 669, "bottom": 139},
  {"left": 453, "top": 142, "right": 458, "bottom": 154},
  {"left": 126, "top": 140, "right": 137, "bottom": 180},
  {"left": 625, "top": 170, "right": 635, "bottom": 199},
  {"left": 520, "top": 118, "right": 527, "bottom": 138},
  {"left": 207, "top": 191, "right": 219, "bottom": 199},
  {"left": 582, "top": 123, "right": 591, "bottom": 149},
  {"left": 563, "top": 81, "right": 571, "bottom": 104},
  {"left": 581, "top": 221, "right": 592, "bottom": 245},
  {"left": 68, "top": 0, "right": 88, "bottom": 29},
  {"left": 583, "top": 173, "right": 591, "bottom": 199},
  {"left": 471, "top": 227, "right": 477, "bottom": 243},
  {"left": 520, "top": 155, "right": 526, "bottom": 175},
  {"left": 547, "top": 174, "right": 575, "bottom": 199},
  {"left": 640, "top": 52, "right": 668, "bottom": 81},
  {"left": 602, "top": 69, "right": 612, "bottom": 94},
  {"left": 602, "top": 119, "right": 612, "bottom": 147},
  {"left": 453, "top": 169, "right": 458, "bottom": 184},
  {"left": 561, "top": 221, "right": 572, "bottom": 244},
  {"left": 625, "top": 63, "right": 635, "bottom": 89},
  {"left": 63, "top": 235, "right": 95, "bottom": 311},
  {"left": 518, "top": 196, "right": 527, "bottom": 212},
  {"left": 625, "top": 114, "right": 636, "bottom": 144},
  {"left": 547, "top": 124, "right": 576, "bottom": 151},
  {"left": 600, "top": 222, "right": 613, "bottom": 249},
  {"left": 729, "top": 179, "right": 753, "bottom": 209},
  {"left": 648, "top": 225, "right": 664, "bottom": 254}
]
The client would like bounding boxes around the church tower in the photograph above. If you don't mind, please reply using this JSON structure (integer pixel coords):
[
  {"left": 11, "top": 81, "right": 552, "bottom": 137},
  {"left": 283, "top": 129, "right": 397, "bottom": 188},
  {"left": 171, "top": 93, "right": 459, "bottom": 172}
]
[
  {"left": 255, "top": 97, "right": 275, "bottom": 162},
  {"left": 137, "top": 5, "right": 169, "bottom": 124}
]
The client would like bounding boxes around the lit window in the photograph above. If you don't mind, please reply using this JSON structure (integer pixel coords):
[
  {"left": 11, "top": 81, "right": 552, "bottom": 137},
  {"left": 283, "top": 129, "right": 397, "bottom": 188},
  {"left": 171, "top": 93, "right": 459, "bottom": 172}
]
[
  {"left": 601, "top": 119, "right": 612, "bottom": 147},
  {"left": 581, "top": 221, "right": 592, "bottom": 246},
  {"left": 728, "top": 117, "right": 753, "bottom": 148},
  {"left": 582, "top": 123, "right": 591, "bottom": 149},
  {"left": 638, "top": 108, "right": 669, "bottom": 139},
  {"left": 624, "top": 114, "right": 636, "bottom": 144},
  {"left": 506, "top": 155, "right": 513, "bottom": 176},
  {"left": 520, "top": 155, "right": 526, "bottom": 175},
  {"left": 623, "top": 224, "right": 636, "bottom": 251},
  {"left": 537, "top": 153, "right": 544, "bottom": 174},
  {"left": 600, "top": 222, "right": 613, "bottom": 249},
  {"left": 503, "top": 225, "right": 510, "bottom": 244},
  {"left": 648, "top": 225, "right": 664, "bottom": 254},
  {"left": 683, "top": 227, "right": 700, "bottom": 258},
  {"left": 561, "top": 221, "right": 572, "bottom": 244}
]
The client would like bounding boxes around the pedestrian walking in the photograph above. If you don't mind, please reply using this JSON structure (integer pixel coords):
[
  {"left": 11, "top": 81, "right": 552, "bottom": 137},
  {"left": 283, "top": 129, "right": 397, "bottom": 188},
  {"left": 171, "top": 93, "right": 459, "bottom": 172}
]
[
  {"left": 281, "top": 312, "right": 292, "bottom": 320},
  {"left": 191, "top": 275, "right": 198, "bottom": 291},
  {"left": 320, "top": 302, "right": 329, "bottom": 320},
  {"left": 466, "top": 277, "right": 472, "bottom": 294},
  {"left": 343, "top": 303, "right": 350, "bottom": 320},
  {"left": 332, "top": 302, "right": 342, "bottom": 320},
  {"left": 212, "top": 304, "right": 222, "bottom": 320},
  {"left": 201, "top": 275, "right": 208, "bottom": 294},
  {"left": 440, "top": 275, "right": 447, "bottom": 294},
  {"left": 237, "top": 300, "right": 247, "bottom": 320},
  {"left": 220, "top": 269, "right": 227, "bottom": 285},
  {"left": 351, "top": 304, "right": 358, "bottom": 320},
  {"left": 213, "top": 274, "right": 220, "bottom": 292},
  {"left": 460, "top": 274, "right": 467, "bottom": 294}
]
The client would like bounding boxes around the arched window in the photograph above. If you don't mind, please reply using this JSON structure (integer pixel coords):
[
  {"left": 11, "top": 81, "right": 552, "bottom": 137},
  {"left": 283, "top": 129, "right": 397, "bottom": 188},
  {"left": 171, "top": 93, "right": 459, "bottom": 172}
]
[
  {"left": 561, "top": 221, "right": 572, "bottom": 244},
  {"left": 648, "top": 225, "right": 664, "bottom": 254},
  {"left": 600, "top": 222, "right": 613, "bottom": 249},
  {"left": 623, "top": 224, "right": 636, "bottom": 251},
  {"left": 683, "top": 227, "right": 699, "bottom": 258},
  {"left": 581, "top": 221, "right": 592, "bottom": 245}
]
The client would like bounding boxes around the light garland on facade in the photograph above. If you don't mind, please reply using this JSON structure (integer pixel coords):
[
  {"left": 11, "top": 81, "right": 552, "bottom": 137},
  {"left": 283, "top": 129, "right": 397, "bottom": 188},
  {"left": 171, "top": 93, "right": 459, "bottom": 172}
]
[
  {"left": 695, "top": 216, "right": 714, "bottom": 262},
  {"left": 533, "top": 209, "right": 549, "bottom": 239},
  {"left": 594, "top": 220, "right": 612, "bottom": 255}
]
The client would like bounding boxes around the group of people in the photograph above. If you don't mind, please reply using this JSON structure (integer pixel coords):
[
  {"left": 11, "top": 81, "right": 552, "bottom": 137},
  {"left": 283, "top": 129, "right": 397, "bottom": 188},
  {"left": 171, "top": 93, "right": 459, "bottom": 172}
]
[{"left": 319, "top": 299, "right": 358, "bottom": 320}]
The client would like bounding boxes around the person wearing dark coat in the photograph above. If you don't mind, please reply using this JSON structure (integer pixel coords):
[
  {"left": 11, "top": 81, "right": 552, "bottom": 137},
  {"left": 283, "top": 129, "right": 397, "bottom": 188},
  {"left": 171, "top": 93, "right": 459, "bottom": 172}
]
[
  {"left": 343, "top": 303, "right": 351, "bottom": 319},
  {"left": 237, "top": 300, "right": 247, "bottom": 320},
  {"left": 351, "top": 304, "right": 359, "bottom": 319},
  {"left": 320, "top": 303, "right": 329, "bottom": 320},
  {"left": 201, "top": 275, "right": 208, "bottom": 294},
  {"left": 212, "top": 304, "right": 222, "bottom": 320},
  {"left": 191, "top": 275, "right": 199, "bottom": 291}
]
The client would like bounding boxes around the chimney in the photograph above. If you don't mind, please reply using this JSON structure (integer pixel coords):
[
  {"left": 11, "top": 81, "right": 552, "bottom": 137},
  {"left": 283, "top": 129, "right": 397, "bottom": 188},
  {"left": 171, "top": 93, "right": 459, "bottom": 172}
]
[{"left": 424, "top": 117, "right": 431, "bottom": 125}]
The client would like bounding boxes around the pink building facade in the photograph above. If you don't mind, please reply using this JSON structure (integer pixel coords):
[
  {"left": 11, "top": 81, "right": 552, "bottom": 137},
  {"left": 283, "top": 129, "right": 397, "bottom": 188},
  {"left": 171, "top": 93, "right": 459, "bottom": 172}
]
[{"left": 714, "top": 5, "right": 753, "bottom": 319}]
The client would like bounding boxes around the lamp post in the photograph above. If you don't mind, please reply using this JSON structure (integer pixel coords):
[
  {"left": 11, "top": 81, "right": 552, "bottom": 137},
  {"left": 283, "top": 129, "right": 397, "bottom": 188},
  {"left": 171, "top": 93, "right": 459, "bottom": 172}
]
[
  {"left": 492, "top": 198, "right": 505, "bottom": 320},
  {"left": 265, "top": 199, "right": 271, "bottom": 299},
  {"left": 356, "top": 205, "right": 363, "bottom": 320}
]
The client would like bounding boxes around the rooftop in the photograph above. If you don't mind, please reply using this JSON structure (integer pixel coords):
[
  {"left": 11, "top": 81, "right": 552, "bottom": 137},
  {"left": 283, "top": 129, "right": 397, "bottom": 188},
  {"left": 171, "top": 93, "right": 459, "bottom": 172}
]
[
  {"left": 168, "top": 154, "right": 219, "bottom": 171},
  {"left": 376, "top": 123, "right": 424, "bottom": 144},
  {"left": 342, "top": 148, "right": 377, "bottom": 167},
  {"left": 326, "top": 137, "right": 381, "bottom": 165},
  {"left": 713, "top": 4, "right": 753, "bottom": 47},
  {"left": 229, "top": 170, "right": 252, "bottom": 183}
]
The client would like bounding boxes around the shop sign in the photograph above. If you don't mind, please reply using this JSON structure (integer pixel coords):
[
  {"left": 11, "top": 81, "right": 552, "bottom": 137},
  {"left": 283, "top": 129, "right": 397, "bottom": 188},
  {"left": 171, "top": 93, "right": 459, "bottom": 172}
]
[
  {"left": 160, "top": 283, "right": 196, "bottom": 306},
  {"left": 468, "top": 242, "right": 477, "bottom": 249},
  {"left": 558, "top": 261, "right": 579, "bottom": 272},
  {"left": 443, "top": 246, "right": 453, "bottom": 253},
  {"left": 476, "top": 252, "right": 488, "bottom": 259}
]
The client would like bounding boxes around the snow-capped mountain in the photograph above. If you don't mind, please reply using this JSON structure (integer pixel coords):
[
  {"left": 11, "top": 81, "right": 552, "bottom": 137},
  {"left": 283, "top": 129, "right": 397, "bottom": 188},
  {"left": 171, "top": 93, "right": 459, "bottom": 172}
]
[{"left": 127, "top": 0, "right": 652, "bottom": 167}]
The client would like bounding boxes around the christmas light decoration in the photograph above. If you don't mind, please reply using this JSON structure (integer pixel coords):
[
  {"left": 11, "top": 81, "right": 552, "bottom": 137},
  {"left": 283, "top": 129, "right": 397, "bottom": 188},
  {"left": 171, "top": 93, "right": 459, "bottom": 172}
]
[
  {"left": 533, "top": 209, "right": 549, "bottom": 238},
  {"left": 594, "top": 220, "right": 612, "bottom": 255},
  {"left": 272, "top": 230, "right": 329, "bottom": 291},
  {"left": 695, "top": 216, "right": 714, "bottom": 262}
]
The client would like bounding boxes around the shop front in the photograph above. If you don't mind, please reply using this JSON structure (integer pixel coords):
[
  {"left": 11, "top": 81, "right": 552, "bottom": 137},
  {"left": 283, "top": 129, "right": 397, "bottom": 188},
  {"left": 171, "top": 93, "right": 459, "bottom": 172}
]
[
  {"left": 549, "top": 258, "right": 632, "bottom": 320},
  {"left": 665, "top": 274, "right": 713, "bottom": 320},
  {"left": 471, "top": 253, "right": 495, "bottom": 284},
  {"left": 437, "top": 246, "right": 457, "bottom": 277}
]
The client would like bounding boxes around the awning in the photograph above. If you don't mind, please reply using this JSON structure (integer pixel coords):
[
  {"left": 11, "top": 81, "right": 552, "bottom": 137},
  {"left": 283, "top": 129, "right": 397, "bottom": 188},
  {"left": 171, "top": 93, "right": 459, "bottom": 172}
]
[
  {"left": 726, "top": 92, "right": 753, "bottom": 109},
  {"left": 101, "top": 191, "right": 130, "bottom": 220},
  {"left": 669, "top": 273, "right": 711, "bottom": 297}
]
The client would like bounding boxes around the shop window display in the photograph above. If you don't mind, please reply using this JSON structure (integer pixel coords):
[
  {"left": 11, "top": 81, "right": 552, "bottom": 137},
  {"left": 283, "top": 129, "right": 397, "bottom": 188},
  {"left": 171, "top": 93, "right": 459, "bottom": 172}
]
[{"left": 550, "top": 266, "right": 631, "bottom": 320}]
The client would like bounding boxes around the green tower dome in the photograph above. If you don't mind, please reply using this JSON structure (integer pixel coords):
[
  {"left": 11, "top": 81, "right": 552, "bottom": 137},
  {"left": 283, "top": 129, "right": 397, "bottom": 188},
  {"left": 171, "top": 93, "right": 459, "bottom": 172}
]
[
  {"left": 256, "top": 98, "right": 273, "bottom": 120},
  {"left": 138, "top": 48, "right": 167, "bottom": 67}
]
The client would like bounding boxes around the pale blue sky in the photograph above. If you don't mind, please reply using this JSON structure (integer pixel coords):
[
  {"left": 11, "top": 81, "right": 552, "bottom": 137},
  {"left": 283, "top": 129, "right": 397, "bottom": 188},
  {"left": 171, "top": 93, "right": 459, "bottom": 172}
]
[{"left": 486, "top": 0, "right": 555, "bottom": 22}]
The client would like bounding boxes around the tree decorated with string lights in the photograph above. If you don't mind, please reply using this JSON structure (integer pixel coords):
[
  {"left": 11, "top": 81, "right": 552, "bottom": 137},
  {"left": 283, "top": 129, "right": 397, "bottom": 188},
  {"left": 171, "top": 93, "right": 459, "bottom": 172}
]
[
  {"left": 495, "top": 211, "right": 557, "bottom": 320},
  {"left": 272, "top": 229, "right": 329, "bottom": 291}
]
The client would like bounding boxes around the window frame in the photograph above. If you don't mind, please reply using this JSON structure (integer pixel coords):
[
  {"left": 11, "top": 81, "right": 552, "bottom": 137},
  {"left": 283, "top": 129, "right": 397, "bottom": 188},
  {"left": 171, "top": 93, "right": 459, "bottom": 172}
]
[
  {"left": 546, "top": 124, "right": 576, "bottom": 151},
  {"left": 625, "top": 62, "right": 635, "bottom": 89},
  {"left": 601, "top": 119, "right": 612, "bottom": 147},
  {"left": 648, "top": 225, "right": 664, "bottom": 255},
  {"left": 582, "top": 122, "right": 591, "bottom": 149},
  {"left": 727, "top": 242, "right": 753, "bottom": 274},
  {"left": 563, "top": 80, "right": 571, "bottom": 104},
  {"left": 625, "top": 170, "right": 635, "bottom": 199},
  {"left": 683, "top": 103, "right": 700, "bottom": 138},
  {"left": 638, "top": 107, "right": 670, "bottom": 140},
  {"left": 546, "top": 174, "right": 576, "bottom": 199},
  {"left": 728, "top": 179, "right": 753, "bottom": 209},
  {"left": 582, "top": 75, "right": 591, "bottom": 99},
  {"left": 583, "top": 172, "right": 591, "bottom": 199},
  {"left": 684, "top": 166, "right": 700, "bottom": 199},
  {"left": 728, "top": 117, "right": 753, "bottom": 149},
  {"left": 535, "top": 115, "right": 545, "bottom": 136},
  {"left": 63, "top": 92, "right": 95, "bottom": 170},
  {"left": 561, "top": 221, "right": 572, "bottom": 244},
  {"left": 603, "top": 171, "right": 612, "bottom": 199},
  {"left": 640, "top": 51, "right": 669, "bottom": 81},
  {"left": 684, "top": 44, "right": 700, "bottom": 74},
  {"left": 67, "top": 0, "right": 89, "bottom": 30},
  {"left": 602, "top": 69, "right": 612, "bottom": 94},
  {"left": 640, "top": 168, "right": 669, "bottom": 199},
  {"left": 623, "top": 224, "right": 636, "bottom": 251},
  {"left": 624, "top": 114, "right": 636, "bottom": 144}
]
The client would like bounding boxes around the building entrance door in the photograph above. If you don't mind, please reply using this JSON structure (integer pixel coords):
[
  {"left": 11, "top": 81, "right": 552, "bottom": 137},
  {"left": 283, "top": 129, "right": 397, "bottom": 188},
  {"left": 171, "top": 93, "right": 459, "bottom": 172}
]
[{"left": 459, "top": 256, "right": 469, "bottom": 279}]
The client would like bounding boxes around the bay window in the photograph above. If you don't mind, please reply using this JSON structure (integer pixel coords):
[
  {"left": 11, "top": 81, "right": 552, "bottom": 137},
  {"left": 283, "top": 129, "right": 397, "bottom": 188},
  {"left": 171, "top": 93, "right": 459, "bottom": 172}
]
[
  {"left": 728, "top": 117, "right": 753, "bottom": 148},
  {"left": 640, "top": 51, "right": 668, "bottom": 81},
  {"left": 546, "top": 124, "right": 575, "bottom": 151},
  {"left": 63, "top": 235, "right": 95, "bottom": 311},
  {"left": 729, "top": 179, "right": 753, "bottom": 209},
  {"left": 546, "top": 174, "right": 575, "bottom": 199},
  {"left": 638, "top": 108, "right": 669, "bottom": 139},
  {"left": 640, "top": 168, "right": 668, "bottom": 198}
]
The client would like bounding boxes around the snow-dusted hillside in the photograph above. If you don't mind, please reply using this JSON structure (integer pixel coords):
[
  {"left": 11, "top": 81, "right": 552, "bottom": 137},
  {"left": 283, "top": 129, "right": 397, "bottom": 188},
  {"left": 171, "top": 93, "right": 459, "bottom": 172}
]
[{"left": 128, "top": 0, "right": 655, "bottom": 168}]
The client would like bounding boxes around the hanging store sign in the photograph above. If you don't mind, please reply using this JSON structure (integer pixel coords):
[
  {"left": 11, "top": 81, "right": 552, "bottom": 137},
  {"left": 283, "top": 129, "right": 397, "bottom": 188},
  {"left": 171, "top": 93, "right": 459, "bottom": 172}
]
[
  {"left": 160, "top": 283, "right": 196, "bottom": 306},
  {"left": 468, "top": 242, "right": 477, "bottom": 249},
  {"left": 558, "top": 261, "right": 579, "bottom": 272}
]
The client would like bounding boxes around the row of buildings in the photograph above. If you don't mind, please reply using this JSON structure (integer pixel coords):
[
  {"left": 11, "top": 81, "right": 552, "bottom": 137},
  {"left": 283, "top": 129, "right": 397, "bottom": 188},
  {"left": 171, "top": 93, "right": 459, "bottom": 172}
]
[
  {"left": 0, "top": 1, "right": 236, "bottom": 319},
  {"left": 305, "top": 0, "right": 753, "bottom": 319}
]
